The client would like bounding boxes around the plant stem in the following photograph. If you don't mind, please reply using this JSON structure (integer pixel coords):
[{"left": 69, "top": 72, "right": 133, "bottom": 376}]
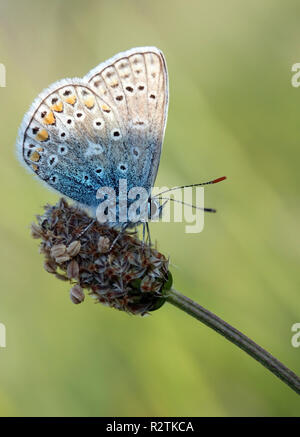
[{"left": 166, "top": 288, "right": 300, "bottom": 395}]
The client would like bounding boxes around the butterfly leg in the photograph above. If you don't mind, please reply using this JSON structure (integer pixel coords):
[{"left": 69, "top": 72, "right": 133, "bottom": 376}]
[
  {"left": 142, "top": 222, "right": 146, "bottom": 246},
  {"left": 146, "top": 222, "right": 152, "bottom": 247},
  {"left": 109, "top": 222, "right": 129, "bottom": 251},
  {"left": 141, "top": 222, "right": 152, "bottom": 247},
  {"left": 76, "top": 218, "right": 96, "bottom": 240}
]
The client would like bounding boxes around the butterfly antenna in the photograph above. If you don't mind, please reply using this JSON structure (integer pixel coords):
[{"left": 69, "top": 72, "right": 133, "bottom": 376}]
[
  {"left": 153, "top": 176, "right": 227, "bottom": 198},
  {"left": 158, "top": 197, "right": 217, "bottom": 213}
]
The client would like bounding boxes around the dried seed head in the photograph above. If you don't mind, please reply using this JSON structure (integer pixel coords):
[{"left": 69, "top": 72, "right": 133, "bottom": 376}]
[
  {"left": 31, "top": 199, "right": 172, "bottom": 315},
  {"left": 50, "top": 244, "right": 67, "bottom": 259},
  {"left": 70, "top": 284, "right": 85, "bottom": 304},
  {"left": 55, "top": 272, "right": 69, "bottom": 282},
  {"left": 43, "top": 260, "right": 57, "bottom": 274},
  {"left": 67, "top": 259, "right": 79, "bottom": 279},
  {"left": 31, "top": 222, "right": 43, "bottom": 239},
  {"left": 98, "top": 236, "right": 110, "bottom": 253},
  {"left": 67, "top": 240, "right": 81, "bottom": 257},
  {"left": 141, "top": 276, "right": 155, "bottom": 293},
  {"left": 55, "top": 254, "right": 71, "bottom": 264}
]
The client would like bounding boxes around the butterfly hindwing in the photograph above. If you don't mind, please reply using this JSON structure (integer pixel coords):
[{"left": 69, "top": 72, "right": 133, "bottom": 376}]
[{"left": 17, "top": 80, "right": 130, "bottom": 207}]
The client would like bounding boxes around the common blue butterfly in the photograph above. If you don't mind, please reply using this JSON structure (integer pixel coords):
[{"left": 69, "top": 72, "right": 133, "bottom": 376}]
[{"left": 16, "top": 47, "right": 168, "bottom": 225}]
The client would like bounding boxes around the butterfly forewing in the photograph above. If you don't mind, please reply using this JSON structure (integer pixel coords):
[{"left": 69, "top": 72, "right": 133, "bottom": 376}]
[{"left": 85, "top": 47, "right": 169, "bottom": 191}]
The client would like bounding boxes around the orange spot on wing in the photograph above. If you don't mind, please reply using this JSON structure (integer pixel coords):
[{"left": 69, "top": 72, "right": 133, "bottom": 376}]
[
  {"left": 101, "top": 104, "right": 111, "bottom": 113},
  {"left": 51, "top": 101, "right": 63, "bottom": 112},
  {"left": 36, "top": 129, "right": 49, "bottom": 142},
  {"left": 30, "top": 151, "right": 41, "bottom": 162},
  {"left": 84, "top": 97, "right": 95, "bottom": 109},
  {"left": 32, "top": 164, "right": 39, "bottom": 172},
  {"left": 65, "top": 95, "right": 77, "bottom": 105},
  {"left": 110, "top": 80, "right": 119, "bottom": 88},
  {"left": 43, "top": 111, "right": 56, "bottom": 125}
]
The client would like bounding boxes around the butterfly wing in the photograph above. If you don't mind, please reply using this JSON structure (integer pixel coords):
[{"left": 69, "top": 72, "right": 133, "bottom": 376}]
[
  {"left": 16, "top": 79, "right": 128, "bottom": 208},
  {"left": 85, "top": 46, "right": 169, "bottom": 192},
  {"left": 16, "top": 47, "right": 168, "bottom": 211}
]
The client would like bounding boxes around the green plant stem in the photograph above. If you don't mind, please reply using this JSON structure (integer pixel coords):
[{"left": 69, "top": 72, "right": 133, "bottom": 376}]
[{"left": 166, "top": 288, "right": 300, "bottom": 395}]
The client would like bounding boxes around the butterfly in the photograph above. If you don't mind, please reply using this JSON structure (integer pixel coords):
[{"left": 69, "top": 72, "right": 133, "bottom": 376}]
[{"left": 16, "top": 47, "right": 169, "bottom": 226}]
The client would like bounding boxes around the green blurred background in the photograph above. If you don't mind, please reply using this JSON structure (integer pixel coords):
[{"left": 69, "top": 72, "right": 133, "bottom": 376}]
[{"left": 0, "top": 0, "right": 299, "bottom": 416}]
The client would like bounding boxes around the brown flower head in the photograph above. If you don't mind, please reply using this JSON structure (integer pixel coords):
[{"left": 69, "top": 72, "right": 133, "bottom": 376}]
[{"left": 31, "top": 198, "right": 172, "bottom": 316}]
